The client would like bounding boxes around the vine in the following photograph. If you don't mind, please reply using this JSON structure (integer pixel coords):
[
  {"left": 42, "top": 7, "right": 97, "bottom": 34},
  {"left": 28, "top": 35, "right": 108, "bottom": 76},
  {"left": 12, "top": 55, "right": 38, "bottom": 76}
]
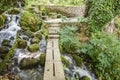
[{"left": 85, "top": 0, "right": 120, "bottom": 32}]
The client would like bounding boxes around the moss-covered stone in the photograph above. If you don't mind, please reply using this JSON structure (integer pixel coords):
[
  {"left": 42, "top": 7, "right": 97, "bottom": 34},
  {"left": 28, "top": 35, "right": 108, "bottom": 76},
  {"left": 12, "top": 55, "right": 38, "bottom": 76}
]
[
  {"left": 24, "top": 30, "right": 35, "bottom": 38},
  {"left": 28, "top": 44, "right": 39, "bottom": 52},
  {"left": 35, "top": 31, "right": 42, "bottom": 39},
  {"left": 2, "top": 39, "right": 10, "bottom": 47},
  {"left": 20, "top": 11, "right": 41, "bottom": 32},
  {"left": 30, "top": 38, "right": 40, "bottom": 44},
  {"left": 39, "top": 54, "right": 46, "bottom": 66},
  {"left": 0, "top": 46, "right": 9, "bottom": 54},
  {"left": 8, "top": 8, "right": 20, "bottom": 14},
  {"left": 61, "top": 56, "right": 69, "bottom": 66},
  {"left": 81, "top": 76, "right": 90, "bottom": 80},
  {"left": 19, "top": 58, "right": 39, "bottom": 69},
  {"left": 72, "top": 54, "right": 82, "bottom": 67},
  {"left": 17, "top": 39, "right": 27, "bottom": 49},
  {"left": 0, "top": 14, "right": 6, "bottom": 29}
]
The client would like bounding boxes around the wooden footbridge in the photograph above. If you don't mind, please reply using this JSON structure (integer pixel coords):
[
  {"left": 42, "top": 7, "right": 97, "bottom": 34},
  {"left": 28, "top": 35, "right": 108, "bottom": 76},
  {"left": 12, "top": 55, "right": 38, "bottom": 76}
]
[{"left": 43, "top": 22, "right": 65, "bottom": 80}]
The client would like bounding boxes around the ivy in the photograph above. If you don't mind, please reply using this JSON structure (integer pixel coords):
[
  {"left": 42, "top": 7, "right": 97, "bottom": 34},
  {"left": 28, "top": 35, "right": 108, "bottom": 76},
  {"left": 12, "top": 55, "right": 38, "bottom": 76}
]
[{"left": 85, "top": 0, "right": 120, "bottom": 32}]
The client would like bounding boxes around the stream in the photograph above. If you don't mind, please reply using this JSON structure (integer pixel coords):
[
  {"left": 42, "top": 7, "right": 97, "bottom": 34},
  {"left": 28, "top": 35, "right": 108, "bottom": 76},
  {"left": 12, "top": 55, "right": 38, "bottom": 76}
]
[{"left": 63, "top": 54, "right": 97, "bottom": 80}]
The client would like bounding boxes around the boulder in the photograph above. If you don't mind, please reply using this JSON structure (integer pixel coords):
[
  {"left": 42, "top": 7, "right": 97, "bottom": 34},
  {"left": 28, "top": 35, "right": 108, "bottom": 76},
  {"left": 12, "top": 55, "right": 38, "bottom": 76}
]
[
  {"left": 30, "top": 38, "right": 40, "bottom": 44},
  {"left": 2, "top": 39, "right": 10, "bottom": 47},
  {"left": 8, "top": 8, "right": 21, "bottom": 14},
  {"left": 39, "top": 54, "right": 46, "bottom": 66},
  {"left": 24, "top": 30, "right": 35, "bottom": 38},
  {"left": 61, "top": 56, "right": 69, "bottom": 66},
  {"left": 0, "top": 46, "right": 9, "bottom": 54},
  {"left": 19, "top": 58, "right": 39, "bottom": 69},
  {"left": 28, "top": 44, "right": 39, "bottom": 52},
  {"left": 81, "top": 76, "right": 90, "bottom": 80},
  {"left": 72, "top": 54, "right": 82, "bottom": 67},
  {"left": 17, "top": 39, "right": 27, "bottom": 49},
  {"left": 20, "top": 11, "right": 41, "bottom": 32}
]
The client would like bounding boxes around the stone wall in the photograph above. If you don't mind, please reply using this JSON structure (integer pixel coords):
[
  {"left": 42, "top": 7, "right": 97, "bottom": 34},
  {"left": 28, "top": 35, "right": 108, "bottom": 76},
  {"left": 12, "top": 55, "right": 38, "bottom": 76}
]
[{"left": 44, "top": 5, "right": 86, "bottom": 17}]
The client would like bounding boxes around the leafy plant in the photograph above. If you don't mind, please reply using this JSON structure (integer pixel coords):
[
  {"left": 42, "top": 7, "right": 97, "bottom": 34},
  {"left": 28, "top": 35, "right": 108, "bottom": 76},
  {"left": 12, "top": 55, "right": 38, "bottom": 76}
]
[
  {"left": 79, "top": 32, "right": 120, "bottom": 79},
  {"left": 85, "top": 0, "right": 120, "bottom": 33},
  {"left": 59, "top": 25, "right": 80, "bottom": 54}
]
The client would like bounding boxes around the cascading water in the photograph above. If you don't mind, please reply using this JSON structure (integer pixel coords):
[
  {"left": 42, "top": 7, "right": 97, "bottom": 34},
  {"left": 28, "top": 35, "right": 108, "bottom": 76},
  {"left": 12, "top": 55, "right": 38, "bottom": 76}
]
[
  {"left": 63, "top": 54, "right": 97, "bottom": 80},
  {"left": 0, "top": 2, "right": 23, "bottom": 46}
]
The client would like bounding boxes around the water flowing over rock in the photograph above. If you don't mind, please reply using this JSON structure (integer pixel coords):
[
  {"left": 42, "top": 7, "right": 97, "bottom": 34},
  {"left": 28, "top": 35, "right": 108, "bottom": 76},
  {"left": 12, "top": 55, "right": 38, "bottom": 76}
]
[{"left": 63, "top": 54, "right": 97, "bottom": 80}]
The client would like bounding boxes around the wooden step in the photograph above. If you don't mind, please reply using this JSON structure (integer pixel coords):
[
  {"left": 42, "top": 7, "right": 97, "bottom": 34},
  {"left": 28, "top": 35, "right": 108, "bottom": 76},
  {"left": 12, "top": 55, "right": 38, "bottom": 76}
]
[{"left": 48, "top": 35, "right": 59, "bottom": 39}]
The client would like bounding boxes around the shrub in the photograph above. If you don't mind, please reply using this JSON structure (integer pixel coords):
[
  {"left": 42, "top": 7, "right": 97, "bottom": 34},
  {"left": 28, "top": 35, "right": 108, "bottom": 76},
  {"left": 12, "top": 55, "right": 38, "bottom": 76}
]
[{"left": 79, "top": 32, "right": 120, "bottom": 79}]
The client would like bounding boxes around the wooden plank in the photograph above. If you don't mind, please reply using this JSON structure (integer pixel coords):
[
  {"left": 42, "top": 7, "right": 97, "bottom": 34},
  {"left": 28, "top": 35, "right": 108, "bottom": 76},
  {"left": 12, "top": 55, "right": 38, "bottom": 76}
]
[
  {"left": 46, "top": 48, "right": 53, "bottom": 61},
  {"left": 48, "top": 35, "right": 59, "bottom": 39},
  {"left": 54, "top": 49, "right": 61, "bottom": 61},
  {"left": 47, "top": 39, "right": 53, "bottom": 49},
  {"left": 53, "top": 39, "right": 59, "bottom": 48},
  {"left": 54, "top": 62, "right": 65, "bottom": 80},
  {"left": 44, "top": 62, "right": 54, "bottom": 80}
]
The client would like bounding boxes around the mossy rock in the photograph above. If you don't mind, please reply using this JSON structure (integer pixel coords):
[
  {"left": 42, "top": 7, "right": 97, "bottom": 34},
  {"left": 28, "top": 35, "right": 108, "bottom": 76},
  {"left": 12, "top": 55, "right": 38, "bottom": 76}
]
[
  {"left": 30, "top": 38, "right": 40, "bottom": 44},
  {"left": 0, "top": 46, "right": 9, "bottom": 54},
  {"left": 61, "top": 56, "right": 69, "bottom": 66},
  {"left": 8, "top": 8, "right": 21, "bottom": 14},
  {"left": 39, "top": 54, "right": 46, "bottom": 66},
  {"left": 2, "top": 39, "right": 10, "bottom": 47},
  {"left": 81, "top": 76, "right": 90, "bottom": 80},
  {"left": 28, "top": 44, "right": 39, "bottom": 52},
  {"left": 17, "top": 39, "right": 27, "bottom": 49},
  {"left": 35, "top": 31, "right": 42, "bottom": 40},
  {"left": 24, "top": 30, "right": 35, "bottom": 38},
  {"left": 72, "top": 54, "right": 82, "bottom": 67},
  {"left": 20, "top": 11, "right": 41, "bottom": 32},
  {"left": 0, "top": 14, "right": 6, "bottom": 29},
  {"left": 19, "top": 58, "right": 39, "bottom": 69}
]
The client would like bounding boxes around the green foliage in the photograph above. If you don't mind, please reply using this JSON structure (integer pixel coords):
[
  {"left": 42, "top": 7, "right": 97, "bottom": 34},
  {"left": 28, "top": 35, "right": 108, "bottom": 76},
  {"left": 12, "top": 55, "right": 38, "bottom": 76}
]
[
  {"left": 59, "top": 26, "right": 80, "bottom": 54},
  {"left": 20, "top": 11, "right": 42, "bottom": 32},
  {"left": 115, "top": 15, "right": 120, "bottom": 28},
  {"left": 86, "top": 0, "right": 120, "bottom": 32},
  {"left": 79, "top": 32, "right": 120, "bottom": 79}
]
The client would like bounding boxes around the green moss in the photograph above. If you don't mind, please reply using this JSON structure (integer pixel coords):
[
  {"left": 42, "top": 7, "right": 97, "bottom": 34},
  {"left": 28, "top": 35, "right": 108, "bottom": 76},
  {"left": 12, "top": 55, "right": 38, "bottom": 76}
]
[
  {"left": 17, "top": 39, "right": 27, "bottom": 49},
  {"left": 30, "top": 38, "right": 40, "bottom": 44},
  {"left": 8, "top": 8, "right": 21, "bottom": 14},
  {"left": 20, "top": 11, "right": 42, "bottom": 32},
  {"left": 61, "top": 56, "right": 69, "bottom": 66},
  {"left": 24, "top": 30, "right": 35, "bottom": 38},
  {"left": 72, "top": 54, "right": 82, "bottom": 67},
  {"left": 28, "top": 44, "right": 39, "bottom": 52},
  {"left": 81, "top": 76, "right": 90, "bottom": 80},
  {"left": 39, "top": 54, "right": 46, "bottom": 67},
  {"left": 20, "top": 58, "right": 39, "bottom": 69},
  {"left": 35, "top": 31, "right": 42, "bottom": 40},
  {"left": 0, "top": 14, "right": 6, "bottom": 29},
  {"left": 2, "top": 39, "right": 10, "bottom": 47}
]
